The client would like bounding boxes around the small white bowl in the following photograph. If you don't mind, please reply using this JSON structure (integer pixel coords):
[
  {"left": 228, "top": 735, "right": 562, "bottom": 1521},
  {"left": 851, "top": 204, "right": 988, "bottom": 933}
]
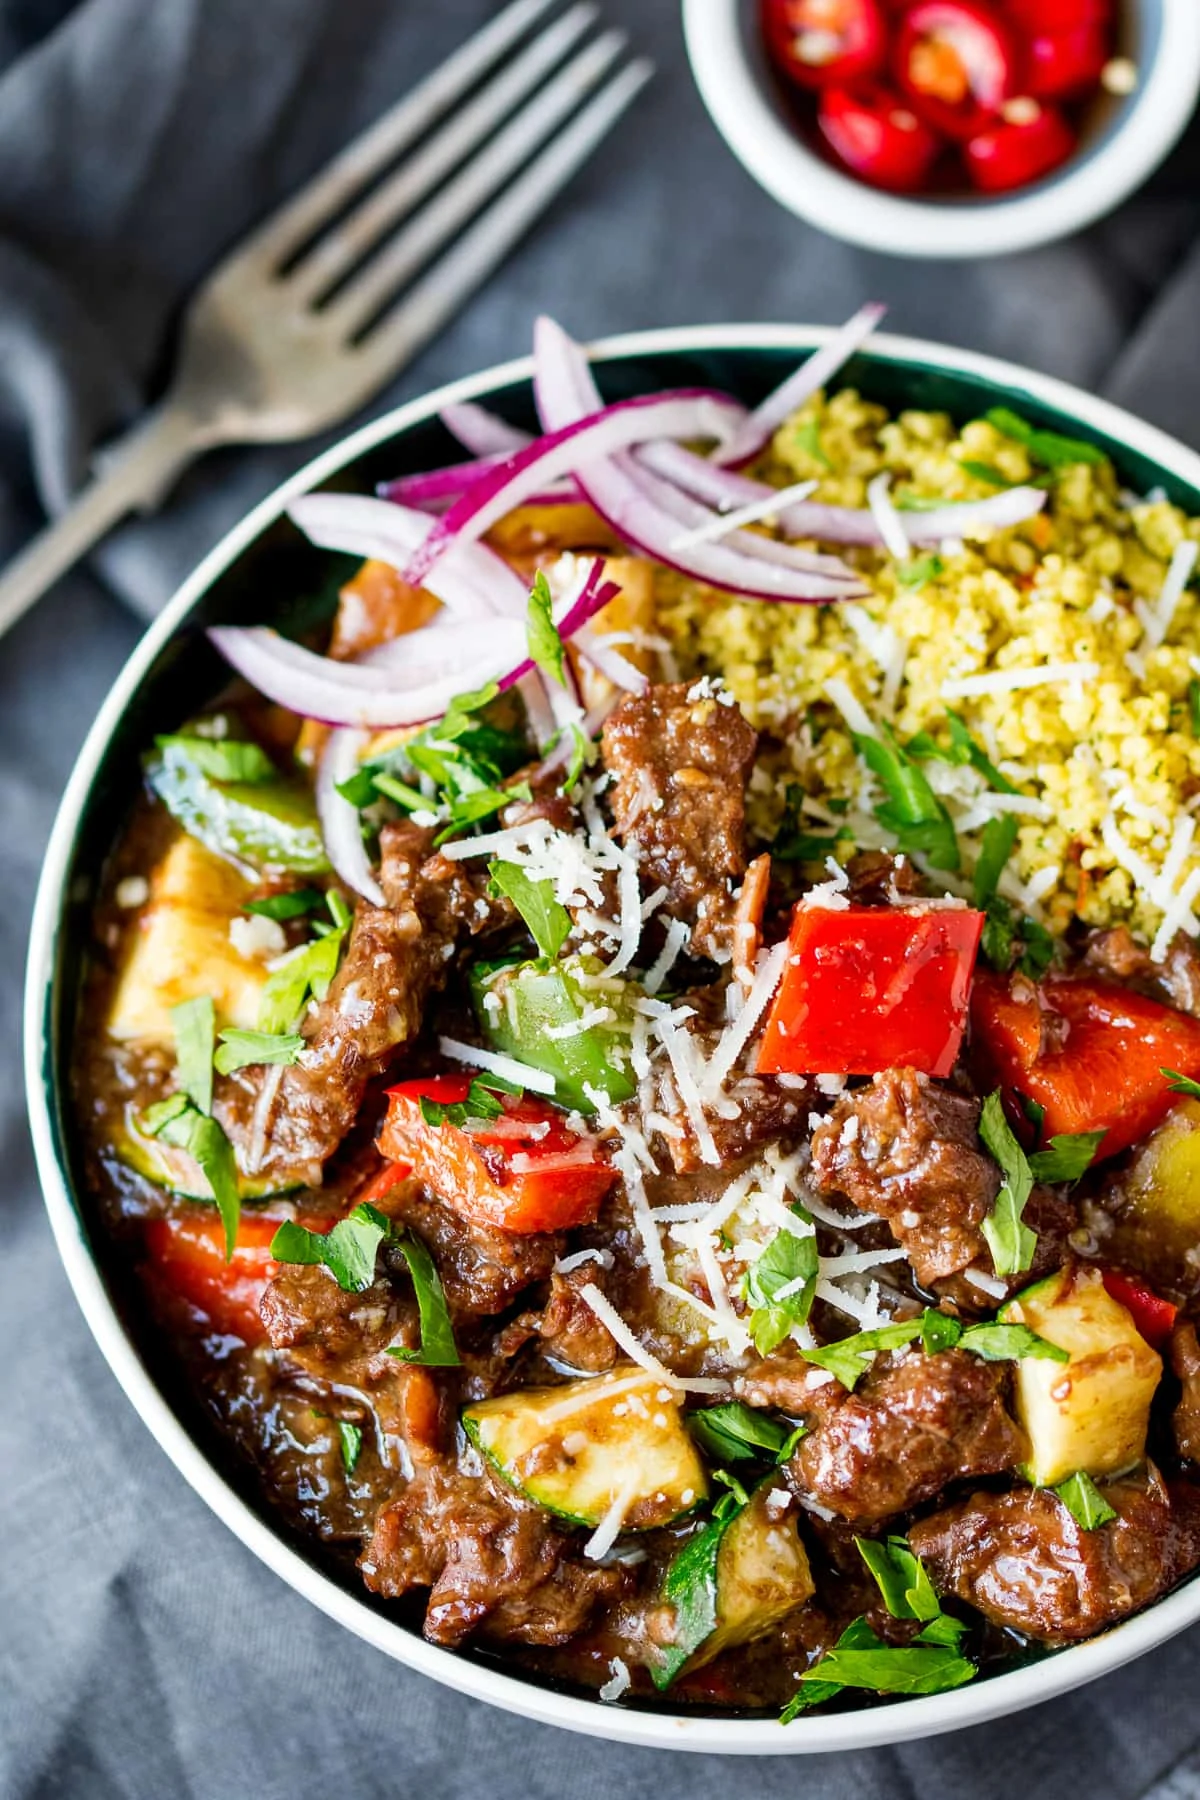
[{"left": 682, "top": 0, "right": 1200, "bottom": 258}]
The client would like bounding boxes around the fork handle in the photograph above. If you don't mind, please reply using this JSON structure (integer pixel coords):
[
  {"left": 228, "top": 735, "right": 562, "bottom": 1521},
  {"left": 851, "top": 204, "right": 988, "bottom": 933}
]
[{"left": 0, "top": 403, "right": 203, "bottom": 642}]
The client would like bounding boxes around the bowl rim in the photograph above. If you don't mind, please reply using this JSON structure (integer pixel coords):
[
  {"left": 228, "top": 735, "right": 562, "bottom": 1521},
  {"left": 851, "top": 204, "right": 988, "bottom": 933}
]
[
  {"left": 25, "top": 320, "right": 1200, "bottom": 1755},
  {"left": 681, "top": 0, "right": 1200, "bottom": 259}
]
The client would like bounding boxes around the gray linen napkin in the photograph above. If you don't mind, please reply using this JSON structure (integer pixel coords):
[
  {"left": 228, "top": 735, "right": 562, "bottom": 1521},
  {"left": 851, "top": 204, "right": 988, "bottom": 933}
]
[{"left": 4, "top": 4, "right": 1200, "bottom": 1797}]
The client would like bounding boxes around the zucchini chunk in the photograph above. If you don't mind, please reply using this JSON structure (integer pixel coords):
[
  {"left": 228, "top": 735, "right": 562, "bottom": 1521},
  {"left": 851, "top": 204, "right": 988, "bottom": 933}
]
[
  {"left": 1000, "top": 1264, "right": 1162, "bottom": 1487},
  {"left": 107, "top": 835, "right": 269, "bottom": 1044},
  {"left": 146, "top": 731, "right": 328, "bottom": 875},
  {"left": 1105, "top": 1099, "right": 1200, "bottom": 1289},
  {"left": 462, "top": 1365, "right": 707, "bottom": 1529},
  {"left": 651, "top": 1482, "right": 814, "bottom": 1688},
  {"left": 115, "top": 1105, "right": 290, "bottom": 1202}
]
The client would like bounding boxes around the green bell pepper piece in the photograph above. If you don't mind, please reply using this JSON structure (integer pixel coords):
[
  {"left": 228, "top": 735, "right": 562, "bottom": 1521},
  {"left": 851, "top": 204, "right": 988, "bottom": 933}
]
[
  {"left": 470, "top": 954, "right": 636, "bottom": 1113},
  {"left": 146, "top": 725, "right": 330, "bottom": 876}
]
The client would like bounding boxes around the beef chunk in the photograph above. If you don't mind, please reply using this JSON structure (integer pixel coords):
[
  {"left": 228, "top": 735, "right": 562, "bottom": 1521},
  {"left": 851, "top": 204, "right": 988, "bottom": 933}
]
[
  {"left": 785, "top": 1348, "right": 1026, "bottom": 1526},
  {"left": 1084, "top": 924, "right": 1200, "bottom": 1018},
  {"left": 381, "top": 1181, "right": 562, "bottom": 1321},
  {"left": 810, "top": 1069, "right": 1000, "bottom": 1286},
  {"left": 601, "top": 681, "right": 757, "bottom": 960},
  {"left": 1172, "top": 1321, "right": 1200, "bottom": 1463},
  {"left": 361, "top": 1463, "right": 625, "bottom": 1646},
  {"left": 843, "top": 849, "right": 926, "bottom": 907},
  {"left": 500, "top": 1266, "right": 621, "bottom": 1373},
  {"left": 223, "top": 822, "right": 500, "bottom": 1187},
  {"left": 911, "top": 1473, "right": 1200, "bottom": 1644},
  {"left": 260, "top": 1262, "right": 449, "bottom": 1458}
]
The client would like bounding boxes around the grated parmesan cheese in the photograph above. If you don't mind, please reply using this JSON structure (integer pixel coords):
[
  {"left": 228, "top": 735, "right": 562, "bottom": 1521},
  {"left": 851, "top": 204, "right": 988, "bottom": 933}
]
[
  {"left": 941, "top": 660, "right": 1101, "bottom": 700},
  {"left": 436, "top": 1036, "right": 558, "bottom": 1095}
]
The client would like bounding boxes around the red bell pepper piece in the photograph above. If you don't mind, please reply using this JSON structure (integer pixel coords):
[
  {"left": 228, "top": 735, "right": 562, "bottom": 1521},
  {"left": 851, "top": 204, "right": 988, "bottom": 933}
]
[
  {"left": 964, "top": 101, "right": 1075, "bottom": 190},
  {"left": 1100, "top": 1269, "right": 1178, "bottom": 1351},
  {"left": 143, "top": 1210, "right": 287, "bottom": 1343},
  {"left": 758, "top": 904, "right": 985, "bottom": 1079},
  {"left": 378, "top": 1074, "right": 616, "bottom": 1235},
  {"left": 893, "top": 0, "right": 1018, "bottom": 139},
  {"left": 760, "top": 0, "right": 888, "bottom": 90},
  {"left": 818, "top": 82, "right": 944, "bottom": 188},
  {"left": 970, "top": 970, "right": 1200, "bottom": 1160}
]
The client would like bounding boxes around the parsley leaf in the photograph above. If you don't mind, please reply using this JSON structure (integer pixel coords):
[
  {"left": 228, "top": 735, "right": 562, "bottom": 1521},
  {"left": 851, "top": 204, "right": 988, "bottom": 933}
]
[
  {"left": 563, "top": 720, "right": 590, "bottom": 794},
  {"left": 743, "top": 1218, "right": 819, "bottom": 1356},
  {"left": 158, "top": 1107, "right": 241, "bottom": 1259},
  {"left": 782, "top": 1618, "right": 975, "bottom": 1715},
  {"left": 271, "top": 1202, "right": 391, "bottom": 1292},
  {"left": 974, "top": 815, "right": 1019, "bottom": 911},
  {"left": 258, "top": 920, "right": 349, "bottom": 1033},
  {"left": 803, "top": 1318, "right": 926, "bottom": 1391},
  {"left": 1163, "top": 1068, "right": 1200, "bottom": 1102},
  {"left": 1054, "top": 1470, "right": 1118, "bottom": 1530},
  {"left": 526, "top": 569, "right": 566, "bottom": 687},
  {"left": 1028, "top": 1130, "right": 1104, "bottom": 1185},
  {"left": 852, "top": 725, "right": 959, "bottom": 872},
  {"left": 855, "top": 1535, "right": 941, "bottom": 1622},
  {"left": 171, "top": 996, "right": 215, "bottom": 1117},
  {"left": 956, "top": 1323, "right": 1068, "bottom": 1365},
  {"left": 385, "top": 1229, "right": 461, "bottom": 1367},
  {"left": 959, "top": 460, "right": 1010, "bottom": 488},
  {"left": 986, "top": 406, "right": 1105, "bottom": 470},
  {"left": 772, "top": 784, "right": 854, "bottom": 864},
  {"left": 685, "top": 1403, "right": 799, "bottom": 1464},
  {"left": 651, "top": 1512, "right": 730, "bottom": 1689},
  {"left": 245, "top": 888, "right": 324, "bottom": 921},
  {"left": 417, "top": 1075, "right": 515, "bottom": 1129},
  {"left": 488, "top": 859, "right": 572, "bottom": 959},
  {"left": 793, "top": 416, "right": 831, "bottom": 468},
  {"left": 154, "top": 734, "right": 276, "bottom": 784},
  {"left": 213, "top": 1028, "right": 305, "bottom": 1074},
  {"left": 372, "top": 772, "right": 428, "bottom": 812},
  {"left": 978, "top": 1089, "right": 1037, "bottom": 1278},
  {"left": 921, "top": 1309, "right": 963, "bottom": 1354},
  {"left": 896, "top": 553, "right": 944, "bottom": 590},
  {"left": 337, "top": 1420, "right": 363, "bottom": 1476},
  {"left": 908, "top": 711, "right": 1017, "bottom": 795}
]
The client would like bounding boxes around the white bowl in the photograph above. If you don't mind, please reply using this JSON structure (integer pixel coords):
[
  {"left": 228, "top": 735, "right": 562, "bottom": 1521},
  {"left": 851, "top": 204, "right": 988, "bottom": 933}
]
[
  {"left": 682, "top": 0, "right": 1200, "bottom": 258},
  {"left": 26, "top": 322, "right": 1200, "bottom": 1752}
]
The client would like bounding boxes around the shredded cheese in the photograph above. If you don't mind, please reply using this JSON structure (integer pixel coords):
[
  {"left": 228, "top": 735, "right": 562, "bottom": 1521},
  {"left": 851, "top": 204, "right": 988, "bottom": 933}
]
[
  {"left": 577, "top": 1284, "right": 723, "bottom": 1392},
  {"left": 941, "top": 660, "right": 1101, "bottom": 700},
  {"left": 436, "top": 1036, "right": 557, "bottom": 1095},
  {"left": 866, "top": 472, "right": 910, "bottom": 561}
]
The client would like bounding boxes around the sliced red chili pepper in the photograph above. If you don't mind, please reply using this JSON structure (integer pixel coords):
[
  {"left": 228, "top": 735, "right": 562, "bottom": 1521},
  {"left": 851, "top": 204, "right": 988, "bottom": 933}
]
[
  {"left": 1100, "top": 1269, "right": 1178, "bottom": 1350},
  {"left": 964, "top": 101, "right": 1076, "bottom": 190},
  {"left": 1004, "top": 0, "right": 1110, "bottom": 31},
  {"left": 818, "top": 83, "right": 944, "bottom": 188},
  {"left": 758, "top": 904, "right": 984, "bottom": 1079},
  {"left": 378, "top": 1074, "right": 616, "bottom": 1234},
  {"left": 760, "top": 0, "right": 888, "bottom": 90},
  {"left": 1024, "top": 21, "right": 1110, "bottom": 99},
  {"left": 142, "top": 1210, "right": 287, "bottom": 1343},
  {"left": 970, "top": 970, "right": 1200, "bottom": 1159},
  {"left": 894, "top": 0, "right": 1018, "bottom": 139}
]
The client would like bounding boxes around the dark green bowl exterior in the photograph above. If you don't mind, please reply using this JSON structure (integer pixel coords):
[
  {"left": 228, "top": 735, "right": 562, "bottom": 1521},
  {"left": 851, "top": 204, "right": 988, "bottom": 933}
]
[{"left": 33, "top": 338, "right": 1200, "bottom": 1717}]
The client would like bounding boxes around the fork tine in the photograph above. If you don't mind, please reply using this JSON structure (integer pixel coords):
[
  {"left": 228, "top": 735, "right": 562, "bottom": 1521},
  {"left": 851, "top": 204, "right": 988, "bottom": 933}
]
[
  {"left": 289, "top": 2, "right": 600, "bottom": 308},
  {"left": 239, "top": 0, "right": 562, "bottom": 271},
  {"left": 326, "top": 31, "right": 631, "bottom": 341},
  {"left": 348, "top": 57, "right": 652, "bottom": 382}
]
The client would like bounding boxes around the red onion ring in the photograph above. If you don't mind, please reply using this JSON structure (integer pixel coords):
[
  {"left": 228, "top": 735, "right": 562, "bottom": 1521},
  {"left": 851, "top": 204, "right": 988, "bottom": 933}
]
[{"left": 713, "top": 302, "right": 887, "bottom": 468}]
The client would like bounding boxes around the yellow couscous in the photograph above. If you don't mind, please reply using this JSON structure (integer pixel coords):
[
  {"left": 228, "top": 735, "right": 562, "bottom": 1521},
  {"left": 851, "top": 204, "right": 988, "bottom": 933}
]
[{"left": 655, "top": 387, "right": 1200, "bottom": 950}]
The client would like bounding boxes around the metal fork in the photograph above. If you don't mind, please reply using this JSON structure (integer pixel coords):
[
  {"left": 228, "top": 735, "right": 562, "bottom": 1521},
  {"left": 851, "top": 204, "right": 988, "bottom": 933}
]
[{"left": 0, "top": 0, "right": 650, "bottom": 641}]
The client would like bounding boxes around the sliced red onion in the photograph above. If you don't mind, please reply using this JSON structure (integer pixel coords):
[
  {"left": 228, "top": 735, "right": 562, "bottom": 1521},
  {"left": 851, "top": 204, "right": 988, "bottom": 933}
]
[
  {"left": 289, "top": 491, "right": 528, "bottom": 618},
  {"left": 573, "top": 625, "right": 648, "bottom": 694},
  {"left": 209, "top": 556, "right": 620, "bottom": 730},
  {"left": 637, "top": 440, "right": 1046, "bottom": 546},
  {"left": 382, "top": 461, "right": 582, "bottom": 512},
  {"left": 532, "top": 317, "right": 867, "bottom": 604},
  {"left": 440, "top": 400, "right": 533, "bottom": 458},
  {"left": 714, "top": 302, "right": 887, "bottom": 468},
  {"left": 403, "top": 386, "right": 747, "bottom": 588},
  {"left": 317, "top": 727, "right": 386, "bottom": 906}
]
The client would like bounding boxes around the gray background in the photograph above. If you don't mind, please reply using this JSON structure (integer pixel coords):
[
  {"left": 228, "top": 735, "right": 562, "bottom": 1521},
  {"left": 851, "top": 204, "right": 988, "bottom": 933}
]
[{"left": 5, "top": 2, "right": 1200, "bottom": 1795}]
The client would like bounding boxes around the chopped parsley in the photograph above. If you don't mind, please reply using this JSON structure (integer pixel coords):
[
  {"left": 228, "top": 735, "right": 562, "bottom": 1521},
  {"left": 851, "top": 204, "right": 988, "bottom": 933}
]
[
  {"left": 1054, "top": 1470, "right": 1118, "bottom": 1531},
  {"left": 417, "top": 1074, "right": 519, "bottom": 1129},
  {"left": 142, "top": 1100, "right": 241, "bottom": 1260},
  {"left": 978, "top": 1090, "right": 1037, "bottom": 1277},
  {"left": 772, "top": 784, "right": 853, "bottom": 864},
  {"left": 1163, "top": 1068, "right": 1200, "bottom": 1102},
  {"left": 802, "top": 1317, "right": 928, "bottom": 1390},
  {"left": 385, "top": 1229, "right": 461, "bottom": 1368},
  {"left": 852, "top": 725, "right": 959, "bottom": 872},
  {"left": 685, "top": 1403, "right": 803, "bottom": 1465},
  {"left": 1028, "top": 1130, "right": 1104, "bottom": 1185},
  {"left": 336, "top": 1420, "right": 363, "bottom": 1476},
  {"left": 781, "top": 1617, "right": 975, "bottom": 1717},
  {"left": 258, "top": 891, "right": 351, "bottom": 1032},
  {"left": 244, "top": 888, "right": 324, "bottom": 921},
  {"left": 804, "top": 1305, "right": 1067, "bottom": 1391},
  {"left": 488, "top": 859, "right": 572, "bottom": 959},
  {"left": 651, "top": 1509, "right": 734, "bottom": 1689},
  {"left": 986, "top": 406, "right": 1105, "bottom": 471},
  {"left": 959, "top": 459, "right": 1010, "bottom": 488},
  {"left": 171, "top": 996, "right": 215, "bottom": 1118},
  {"left": 742, "top": 1215, "right": 819, "bottom": 1356},
  {"left": 855, "top": 1535, "right": 940, "bottom": 1622},
  {"left": 981, "top": 900, "right": 1057, "bottom": 981},
  {"left": 895, "top": 552, "right": 944, "bottom": 590},
  {"left": 213, "top": 1028, "right": 305, "bottom": 1075},
  {"left": 792, "top": 416, "right": 831, "bottom": 468},
  {"left": 526, "top": 569, "right": 566, "bottom": 687},
  {"left": 973, "top": 814, "right": 1019, "bottom": 912}
]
